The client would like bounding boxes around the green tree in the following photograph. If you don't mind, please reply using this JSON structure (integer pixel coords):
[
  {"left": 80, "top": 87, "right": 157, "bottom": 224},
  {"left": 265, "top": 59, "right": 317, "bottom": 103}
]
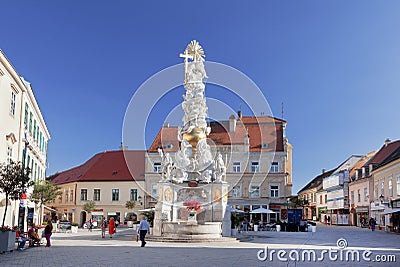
[
  {"left": 0, "top": 161, "right": 32, "bottom": 227},
  {"left": 30, "top": 180, "right": 62, "bottom": 224},
  {"left": 83, "top": 200, "right": 96, "bottom": 219},
  {"left": 125, "top": 200, "right": 136, "bottom": 210}
]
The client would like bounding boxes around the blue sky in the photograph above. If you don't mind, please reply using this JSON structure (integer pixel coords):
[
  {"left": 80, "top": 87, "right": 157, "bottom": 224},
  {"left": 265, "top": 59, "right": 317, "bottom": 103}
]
[{"left": 2, "top": 1, "right": 400, "bottom": 193}]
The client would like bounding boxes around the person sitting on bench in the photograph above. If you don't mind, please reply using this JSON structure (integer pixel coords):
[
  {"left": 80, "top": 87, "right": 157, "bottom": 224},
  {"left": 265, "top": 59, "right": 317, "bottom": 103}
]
[{"left": 28, "top": 225, "right": 41, "bottom": 246}]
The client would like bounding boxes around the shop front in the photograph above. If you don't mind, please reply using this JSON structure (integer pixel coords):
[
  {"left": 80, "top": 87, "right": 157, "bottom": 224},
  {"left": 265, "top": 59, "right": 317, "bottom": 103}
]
[{"left": 355, "top": 206, "right": 369, "bottom": 227}]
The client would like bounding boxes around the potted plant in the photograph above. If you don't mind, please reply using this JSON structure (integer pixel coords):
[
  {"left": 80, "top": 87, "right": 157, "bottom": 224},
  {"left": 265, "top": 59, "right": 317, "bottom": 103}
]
[
  {"left": 71, "top": 222, "right": 79, "bottom": 233},
  {"left": 231, "top": 213, "right": 240, "bottom": 236},
  {"left": 0, "top": 226, "right": 16, "bottom": 253}
]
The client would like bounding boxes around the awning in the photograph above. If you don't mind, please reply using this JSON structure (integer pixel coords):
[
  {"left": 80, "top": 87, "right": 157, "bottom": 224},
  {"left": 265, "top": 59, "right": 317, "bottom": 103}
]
[
  {"left": 379, "top": 208, "right": 400, "bottom": 215},
  {"left": 107, "top": 212, "right": 117, "bottom": 216},
  {"left": 43, "top": 205, "right": 57, "bottom": 212},
  {"left": 91, "top": 212, "right": 104, "bottom": 216}
]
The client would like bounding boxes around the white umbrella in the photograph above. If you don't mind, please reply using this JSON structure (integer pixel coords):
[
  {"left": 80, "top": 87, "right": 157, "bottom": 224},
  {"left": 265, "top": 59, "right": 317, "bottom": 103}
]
[
  {"left": 138, "top": 207, "right": 155, "bottom": 212},
  {"left": 229, "top": 207, "right": 245, "bottom": 213},
  {"left": 250, "top": 207, "right": 275, "bottom": 214}
]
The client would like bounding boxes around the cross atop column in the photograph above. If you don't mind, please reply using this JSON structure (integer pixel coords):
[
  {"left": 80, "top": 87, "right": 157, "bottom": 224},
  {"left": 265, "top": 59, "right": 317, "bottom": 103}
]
[{"left": 180, "top": 49, "right": 194, "bottom": 80}]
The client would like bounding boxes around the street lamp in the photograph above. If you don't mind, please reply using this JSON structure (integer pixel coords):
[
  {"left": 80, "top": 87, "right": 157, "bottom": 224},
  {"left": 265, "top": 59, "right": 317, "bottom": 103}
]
[
  {"left": 138, "top": 196, "right": 143, "bottom": 206},
  {"left": 18, "top": 128, "right": 29, "bottom": 231},
  {"left": 379, "top": 194, "right": 384, "bottom": 204}
]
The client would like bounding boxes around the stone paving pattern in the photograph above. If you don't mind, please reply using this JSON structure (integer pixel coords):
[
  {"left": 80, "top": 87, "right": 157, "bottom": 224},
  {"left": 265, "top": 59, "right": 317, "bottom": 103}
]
[{"left": 1, "top": 224, "right": 399, "bottom": 267}]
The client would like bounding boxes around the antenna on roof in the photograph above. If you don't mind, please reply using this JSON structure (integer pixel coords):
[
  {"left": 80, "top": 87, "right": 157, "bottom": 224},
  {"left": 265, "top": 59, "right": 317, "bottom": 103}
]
[{"left": 281, "top": 102, "right": 284, "bottom": 119}]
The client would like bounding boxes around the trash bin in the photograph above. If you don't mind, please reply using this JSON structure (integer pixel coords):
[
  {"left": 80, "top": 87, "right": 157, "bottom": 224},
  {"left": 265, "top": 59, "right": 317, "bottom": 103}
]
[
  {"left": 254, "top": 225, "right": 259, "bottom": 231},
  {"left": 311, "top": 225, "right": 316, "bottom": 233},
  {"left": 276, "top": 225, "right": 281, "bottom": 232}
]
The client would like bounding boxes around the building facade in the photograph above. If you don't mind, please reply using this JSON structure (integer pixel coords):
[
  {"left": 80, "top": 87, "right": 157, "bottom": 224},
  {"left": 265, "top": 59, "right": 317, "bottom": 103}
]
[
  {"left": 0, "top": 50, "right": 50, "bottom": 227},
  {"left": 49, "top": 150, "right": 146, "bottom": 227},
  {"left": 298, "top": 169, "right": 335, "bottom": 222},
  {"left": 323, "top": 156, "right": 362, "bottom": 225},
  {"left": 370, "top": 141, "right": 400, "bottom": 232},
  {"left": 146, "top": 114, "right": 293, "bottom": 223}
]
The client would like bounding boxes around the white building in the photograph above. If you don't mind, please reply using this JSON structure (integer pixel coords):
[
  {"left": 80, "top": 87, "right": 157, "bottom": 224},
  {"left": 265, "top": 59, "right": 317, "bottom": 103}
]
[
  {"left": 0, "top": 50, "right": 50, "bottom": 227},
  {"left": 323, "top": 155, "right": 362, "bottom": 225}
]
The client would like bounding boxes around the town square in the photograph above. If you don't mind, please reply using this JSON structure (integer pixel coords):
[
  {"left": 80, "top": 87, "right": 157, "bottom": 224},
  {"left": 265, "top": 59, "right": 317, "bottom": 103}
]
[{"left": 1, "top": 1, "right": 400, "bottom": 266}]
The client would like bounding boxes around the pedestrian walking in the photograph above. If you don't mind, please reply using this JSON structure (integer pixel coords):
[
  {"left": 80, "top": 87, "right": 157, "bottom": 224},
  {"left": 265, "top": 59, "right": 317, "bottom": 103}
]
[
  {"left": 44, "top": 220, "right": 53, "bottom": 247},
  {"left": 88, "top": 219, "right": 93, "bottom": 232},
  {"left": 100, "top": 217, "right": 106, "bottom": 238},
  {"left": 369, "top": 217, "right": 376, "bottom": 231},
  {"left": 139, "top": 216, "right": 150, "bottom": 247},
  {"left": 109, "top": 217, "right": 115, "bottom": 238}
]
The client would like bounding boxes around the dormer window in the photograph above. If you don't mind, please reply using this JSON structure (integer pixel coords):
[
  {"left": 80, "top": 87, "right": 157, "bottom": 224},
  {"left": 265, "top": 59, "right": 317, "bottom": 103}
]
[{"left": 262, "top": 143, "right": 268, "bottom": 148}]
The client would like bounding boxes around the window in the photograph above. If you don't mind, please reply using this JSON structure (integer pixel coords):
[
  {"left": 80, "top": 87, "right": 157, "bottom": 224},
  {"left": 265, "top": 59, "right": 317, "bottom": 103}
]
[
  {"left": 70, "top": 190, "right": 74, "bottom": 202},
  {"left": 374, "top": 182, "right": 378, "bottom": 200},
  {"left": 58, "top": 194, "right": 62, "bottom": 204},
  {"left": 270, "top": 185, "right": 279, "bottom": 198},
  {"left": 94, "top": 189, "right": 101, "bottom": 201},
  {"left": 251, "top": 162, "right": 259, "bottom": 173},
  {"left": 350, "top": 191, "right": 354, "bottom": 204},
  {"left": 130, "top": 189, "right": 138, "bottom": 201},
  {"left": 24, "top": 103, "right": 28, "bottom": 126},
  {"left": 232, "top": 162, "right": 241, "bottom": 173},
  {"left": 153, "top": 162, "right": 162, "bottom": 173},
  {"left": 249, "top": 186, "right": 260, "bottom": 198},
  {"left": 65, "top": 190, "right": 69, "bottom": 203},
  {"left": 357, "top": 189, "right": 361, "bottom": 203},
  {"left": 80, "top": 189, "right": 87, "bottom": 201},
  {"left": 325, "top": 194, "right": 327, "bottom": 204},
  {"left": 29, "top": 112, "right": 33, "bottom": 134},
  {"left": 10, "top": 91, "right": 16, "bottom": 116},
  {"left": 270, "top": 162, "right": 279, "bottom": 173},
  {"left": 112, "top": 189, "right": 119, "bottom": 201},
  {"left": 232, "top": 185, "right": 242, "bottom": 198},
  {"left": 388, "top": 177, "right": 393, "bottom": 197},
  {"left": 397, "top": 175, "right": 400, "bottom": 196},
  {"left": 364, "top": 188, "right": 368, "bottom": 202},
  {"left": 319, "top": 195, "right": 322, "bottom": 204},
  {"left": 152, "top": 185, "right": 158, "bottom": 198},
  {"left": 381, "top": 180, "right": 385, "bottom": 197},
  {"left": 6, "top": 146, "right": 12, "bottom": 164},
  {"left": 33, "top": 120, "right": 37, "bottom": 142}
]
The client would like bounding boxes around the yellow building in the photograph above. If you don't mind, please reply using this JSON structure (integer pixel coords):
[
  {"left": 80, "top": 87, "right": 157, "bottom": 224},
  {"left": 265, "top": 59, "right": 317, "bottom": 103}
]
[{"left": 49, "top": 150, "right": 146, "bottom": 227}]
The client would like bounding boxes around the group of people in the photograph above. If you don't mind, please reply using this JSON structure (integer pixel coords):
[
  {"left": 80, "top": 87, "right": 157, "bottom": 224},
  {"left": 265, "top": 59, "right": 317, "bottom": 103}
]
[
  {"left": 98, "top": 216, "right": 149, "bottom": 247},
  {"left": 14, "top": 220, "right": 53, "bottom": 251}
]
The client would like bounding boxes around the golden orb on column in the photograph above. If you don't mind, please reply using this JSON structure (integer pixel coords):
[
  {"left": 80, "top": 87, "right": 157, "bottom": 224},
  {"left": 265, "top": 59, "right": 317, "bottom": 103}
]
[{"left": 182, "top": 127, "right": 206, "bottom": 151}]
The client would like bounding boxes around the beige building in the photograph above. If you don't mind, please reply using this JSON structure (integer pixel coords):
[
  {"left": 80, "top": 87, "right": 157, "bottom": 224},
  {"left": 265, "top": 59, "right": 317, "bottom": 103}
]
[
  {"left": 49, "top": 150, "right": 146, "bottom": 227},
  {"left": 298, "top": 169, "right": 335, "bottom": 222},
  {"left": 370, "top": 140, "right": 400, "bottom": 232},
  {"left": 348, "top": 151, "right": 376, "bottom": 227},
  {"left": 0, "top": 50, "right": 50, "bottom": 227},
  {"left": 146, "top": 114, "right": 292, "bottom": 223}
]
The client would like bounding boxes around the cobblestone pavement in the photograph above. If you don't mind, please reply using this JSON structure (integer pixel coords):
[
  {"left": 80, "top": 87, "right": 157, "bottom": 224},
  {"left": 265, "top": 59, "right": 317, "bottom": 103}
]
[{"left": 1, "top": 223, "right": 399, "bottom": 267}]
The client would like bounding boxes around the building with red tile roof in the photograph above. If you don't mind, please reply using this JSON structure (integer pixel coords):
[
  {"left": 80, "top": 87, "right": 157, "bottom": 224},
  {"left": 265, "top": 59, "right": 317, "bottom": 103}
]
[
  {"left": 48, "top": 150, "right": 146, "bottom": 226},
  {"left": 146, "top": 113, "right": 293, "bottom": 222},
  {"left": 369, "top": 139, "right": 400, "bottom": 230}
]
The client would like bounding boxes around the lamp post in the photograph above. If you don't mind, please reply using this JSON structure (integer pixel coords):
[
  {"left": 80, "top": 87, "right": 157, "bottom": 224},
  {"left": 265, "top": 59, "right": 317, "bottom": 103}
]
[{"left": 18, "top": 128, "right": 29, "bottom": 231}]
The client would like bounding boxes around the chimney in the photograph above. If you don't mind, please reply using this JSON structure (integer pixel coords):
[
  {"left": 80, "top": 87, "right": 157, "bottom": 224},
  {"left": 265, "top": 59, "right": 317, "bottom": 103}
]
[
  {"left": 384, "top": 138, "right": 391, "bottom": 147},
  {"left": 237, "top": 110, "right": 242, "bottom": 120},
  {"left": 322, "top": 169, "right": 326, "bottom": 174},
  {"left": 229, "top": 114, "right": 236, "bottom": 133}
]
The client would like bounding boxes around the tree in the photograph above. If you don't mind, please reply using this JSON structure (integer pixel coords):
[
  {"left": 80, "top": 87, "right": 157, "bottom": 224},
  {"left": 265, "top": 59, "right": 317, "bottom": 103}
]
[
  {"left": 125, "top": 200, "right": 136, "bottom": 210},
  {"left": 0, "top": 161, "right": 32, "bottom": 227},
  {"left": 83, "top": 200, "right": 96, "bottom": 219},
  {"left": 125, "top": 200, "right": 136, "bottom": 221},
  {"left": 30, "top": 180, "right": 62, "bottom": 224}
]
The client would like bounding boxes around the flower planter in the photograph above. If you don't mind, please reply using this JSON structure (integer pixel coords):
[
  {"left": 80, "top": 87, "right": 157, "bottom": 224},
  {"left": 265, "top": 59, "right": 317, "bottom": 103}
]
[
  {"left": 0, "top": 231, "right": 16, "bottom": 253},
  {"left": 71, "top": 226, "right": 78, "bottom": 233}
]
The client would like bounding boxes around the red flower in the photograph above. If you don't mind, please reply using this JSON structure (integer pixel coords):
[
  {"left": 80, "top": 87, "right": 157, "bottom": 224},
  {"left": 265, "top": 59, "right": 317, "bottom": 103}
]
[{"left": 183, "top": 200, "right": 202, "bottom": 211}]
